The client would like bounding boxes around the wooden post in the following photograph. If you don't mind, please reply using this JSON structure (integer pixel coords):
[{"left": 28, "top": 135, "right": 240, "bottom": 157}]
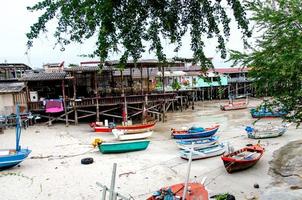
[
  {"left": 163, "top": 100, "right": 166, "bottom": 122},
  {"left": 140, "top": 63, "right": 143, "bottom": 95},
  {"left": 162, "top": 64, "right": 165, "bottom": 93},
  {"left": 236, "top": 82, "right": 238, "bottom": 97},
  {"left": 62, "top": 80, "right": 69, "bottom": 126},
  {"left": 147, "top": 66, "right": 150, "bottom": 93},
  {"left": 130, "top": 66, "right": 133, "bottom": 94},
  {"left": 121, "top": 70, "right": 124, "bottom": 95},
  {"left": 109, "top": 163, "right": 117, "bottom": 200},
  {"left": 95, "top": 72, "right": 100, "bottom": 122},
  {"left": 73, "top": 73, "right": 78, "bottom": 125}
]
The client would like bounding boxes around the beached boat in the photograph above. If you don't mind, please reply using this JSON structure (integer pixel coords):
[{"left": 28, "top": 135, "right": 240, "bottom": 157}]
[
  {"left": 220, "top": 101, "right": 248, "bottom": 111},
  {"left": 250, "top": 108, "right": 287, "bottom": 118},
  {"left": 180, "top": 143, "right": 226, "bottom": 160},
  {"left": 95, "top": 140, "right": 150, "bottom": 154},
  {"left": 112, "top": 129, "right": 153, "bottom": 141},
  {"left": 176, "top": 136, "right": 219, "bottom": 150},
  {"left": 92, "top": 121, "right": 156, "bottom": 134},
  {"left": 221, "top": 144, "right": 264, "bottom": 173},
  {"left": 147, "top": 183, "right": 208, "bottom": 200},
  {"left": 171, "top": 125, "right": 219, "bottom": 139},
  {"left": 0, "top": 106, "right": 31, "bottom": 170},
  {"left": 245, "top": 124, "right": 288, "bottom": 139}
]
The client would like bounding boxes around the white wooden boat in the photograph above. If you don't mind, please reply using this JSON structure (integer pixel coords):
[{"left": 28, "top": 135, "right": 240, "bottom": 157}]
[
  {"left": 176, "top": 136, "right": 219, "bottom": 150},
  {"left": 112, "top": 129, "right": 153, "bottom": 141},
  {"left": 245, "top": 123, "right": 290, "bottom": 139},
  {"left": 180, "top": 143, "right": 226, "bottom": 160}
]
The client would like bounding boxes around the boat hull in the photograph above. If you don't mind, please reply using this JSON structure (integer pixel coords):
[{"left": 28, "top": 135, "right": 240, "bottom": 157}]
[
  {"left": 247, "top": 129, "right": 286, "bottom": 139},
  {"left": 221, "top": 145, "right": 264, "bottom": 173},
  {"left": 94, "top": 122, "right": 156, "bottom": 133},
  {"left": 113, "top": 130, "right": 153, "bottom": 141},
  {"left": 98, "top": 140, "right": 150, "bottom": 154},
  {"left": 172, "top": 126, "right": 219, "bottom": 139},
  {"left": 0, "top": 149, "right": 31, "bottom": 170},
  {"left": 176, "top": 136, "right": 219, "bottom": 150},
  {"left": 220, "top": 102, "right": 247, "bottom": 111},
  {"left": 250, "top": 109, "right": 287, "bottom": 118},
  {"left": 180, "top": 144, "right": 225, "bottom": 160},
  {"left": 147, "top": 183, "right": 208, "bottom": 200}
]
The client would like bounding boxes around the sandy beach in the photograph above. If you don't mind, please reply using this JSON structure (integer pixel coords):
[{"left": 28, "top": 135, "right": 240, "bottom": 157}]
[{"left": 0, "top": 99, "right": 301, "bottom": 200}]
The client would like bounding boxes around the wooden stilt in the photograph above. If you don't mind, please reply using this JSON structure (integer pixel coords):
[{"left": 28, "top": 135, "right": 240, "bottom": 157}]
[
  {"left": 73, "top": 72, "right": 78, "bottom": 125},
  {"left": 162, "top": 100, "right": 166, "bottom": 122},
  {"left": 95, "top": 72, "right": 100, "bottom": 122},
  {"left": 62, "top": 80, "right": 69, "bottom": 126}
]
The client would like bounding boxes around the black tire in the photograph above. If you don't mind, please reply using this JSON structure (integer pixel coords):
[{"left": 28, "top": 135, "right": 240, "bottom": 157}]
[{"left": 81, "top": 157, "right": 94, "bottom": 165}]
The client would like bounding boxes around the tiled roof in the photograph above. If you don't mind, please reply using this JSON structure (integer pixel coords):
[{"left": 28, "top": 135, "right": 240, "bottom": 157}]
[
  {"left": 19, "top": 72, "right": 67, "bottom": 81},
  {"left": 113, "top": 68, "right": 158, "bottom": 78},
  {"left": 64, "top": 66, "right": 100, "bottom": 72},
  {"left": 0, "top": 82, "right": 25, "bottom": 93},
  {"left": 209, "top": 67, "right": 250, "bottom": 74},
  {"left": 0, "top": 63, "right": 32, "bottom": 70}
]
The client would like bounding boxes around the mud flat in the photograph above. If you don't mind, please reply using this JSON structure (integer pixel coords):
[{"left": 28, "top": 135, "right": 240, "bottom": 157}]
[
  {"left": 0, "top": 99, "right": 301, "bottom": 199},
  {"left": 260, "top": 140, "right": 302, "bottom": 200}
]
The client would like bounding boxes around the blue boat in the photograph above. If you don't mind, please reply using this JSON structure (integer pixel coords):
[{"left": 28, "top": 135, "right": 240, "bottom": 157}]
[
  {"left": 0, "top": 106, "right": 31, "bottom": 170},
  {"left": 176, "top": 136, "right": 219, "bottom": 150},
  {"left": 250, "top": 108, "right": 287, "bottom": 118},
  {"left": 171, "top": 125, "right": 219, "bottom": 139}
]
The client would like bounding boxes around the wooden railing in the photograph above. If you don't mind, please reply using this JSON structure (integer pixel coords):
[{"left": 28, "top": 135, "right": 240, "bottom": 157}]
[{"left": 28, "top": 93, "right": 177, "bottom": 111}]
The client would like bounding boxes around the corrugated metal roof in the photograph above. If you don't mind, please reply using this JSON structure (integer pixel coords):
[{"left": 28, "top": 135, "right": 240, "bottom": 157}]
[
  {"left": 113, "top": 68, "right": 158, "bottom": 78},
  {"left": 19, "top": 72, "right": 67, "bottom": 81},
  {"left": 209, "top": 67, "right": 249, "bottom": 74},
  {"left": 0, "top": 82, "right": 25, "bottom": 93},
  {"left": 0, "top": 63, "right": 32, "bottom": 70},
  {"left": 64, "top": 66, "right": 100, "bottom": 72}
]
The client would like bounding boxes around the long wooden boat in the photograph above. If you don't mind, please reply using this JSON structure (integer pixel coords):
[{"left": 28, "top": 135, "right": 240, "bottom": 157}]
[
  {"left": 92, "top": 121, "right": 156, "bottom": 133},
  {"left": 221, "top": 144, "right": 264, "bottom": 173},
  {"left": 0, "top": 105, "right": 31, "bottom": 170},
  {"left": 171, "top": 125, "right": 219, "bottom": 139},
  {"left": 245, "top": 124, "right": 287, "bottom": 139},
  {"left": 147, "top": 183, "right": 208, "bottom": 200},
  {"left": 220, "top": 101, "right": 247, "bottom": 111},
  {"left": 250, "top": 108, "right": 287, "bottom": 118},
  {"left": 176, "top": 136, "right": 219, "bottom": 150},
  {"left": 112, "top": 129, "right": 153, "bottom": 141},
  {"left": 180, "top": 143, "right": 225, "bottom": 160},
  {"left": 0, "top": 149, "right": 31, "bottom": 170},
  {"left": 97, "top": 140, "right": 150, "bottom": 154}
]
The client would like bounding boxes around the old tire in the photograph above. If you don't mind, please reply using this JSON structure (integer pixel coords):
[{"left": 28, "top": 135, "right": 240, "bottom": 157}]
[{"left": 81, "top": 157, "right": 94, "bottom": 165}]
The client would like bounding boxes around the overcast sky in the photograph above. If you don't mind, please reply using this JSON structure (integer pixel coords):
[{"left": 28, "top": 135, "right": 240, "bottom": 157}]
[{"left": 0, "top": 1, "right": 247, "bottom": 69}]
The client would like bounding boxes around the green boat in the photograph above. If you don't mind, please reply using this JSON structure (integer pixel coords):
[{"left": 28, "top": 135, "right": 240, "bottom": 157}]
[{"left": 98, "top": 140, "right": 150, "bottom": 154}]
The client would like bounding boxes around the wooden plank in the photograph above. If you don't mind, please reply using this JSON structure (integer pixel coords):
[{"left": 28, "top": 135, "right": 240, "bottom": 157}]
[
  {"left": 78, "top": 113, "right": 95, "bottom": 119},
  {"left": 102, "top": 113, "right": 123, "bottom": 118},
  {"left": 77, "top": 109, "right": 97, "bottom": 114}
]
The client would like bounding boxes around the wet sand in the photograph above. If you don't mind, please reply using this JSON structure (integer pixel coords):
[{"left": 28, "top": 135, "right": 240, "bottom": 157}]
[{"left": 0, "top": 99, "right": 301, "bottom": 200}]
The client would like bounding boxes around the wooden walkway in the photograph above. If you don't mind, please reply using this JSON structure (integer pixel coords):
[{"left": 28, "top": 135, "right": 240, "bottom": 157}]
[{"left": 27, "top": 93, "right": 184, "bottom": 125}]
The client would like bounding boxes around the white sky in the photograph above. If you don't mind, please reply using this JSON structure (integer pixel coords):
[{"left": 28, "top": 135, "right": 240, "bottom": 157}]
[{"left": 0, "top": 1, "right": 247, "bottom": 69}]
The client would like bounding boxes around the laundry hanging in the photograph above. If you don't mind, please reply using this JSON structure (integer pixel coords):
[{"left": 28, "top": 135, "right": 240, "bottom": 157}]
[{"left": 45, "top": 99, "right": 64, "bottom": 113}]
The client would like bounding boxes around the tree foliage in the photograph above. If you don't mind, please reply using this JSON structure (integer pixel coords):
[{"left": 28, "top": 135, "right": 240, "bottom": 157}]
[
  {"left": 26, "top": 0, "right": 251, "bottom": 68},
  {"left": 230, "top": 0, "right": 302, "bottom": 123}
]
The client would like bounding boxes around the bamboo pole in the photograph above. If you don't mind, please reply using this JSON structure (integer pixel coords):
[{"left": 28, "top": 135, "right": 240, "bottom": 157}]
[
  {"left": 109, "top": 163, "right": 117, "bottom": 200},
  {"left": 62, "top": 80, "right": 69, "bottom": 126},
  {"left": 95, "top": 71, "right": 100, "bottom": 122},
  {"left": 73, "top": 72, "right": 78, "bottom": 125},
  {"left": 182, "top": 143, "right": 194, "bottom": 200}
]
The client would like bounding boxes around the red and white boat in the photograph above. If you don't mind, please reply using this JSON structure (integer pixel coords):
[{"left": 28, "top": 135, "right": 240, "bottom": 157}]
[
  {"left": 90, "top": 121, "right": 156, "bottom": 134},
  {"left": 220, "top": 101, "right": 248, "bottom": 111},
  {"left": 221, "top": 144, "right": 264, "bottom": 173},
  {"left": 147, "top": 182, "right": 208, "bottom": 200}
]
